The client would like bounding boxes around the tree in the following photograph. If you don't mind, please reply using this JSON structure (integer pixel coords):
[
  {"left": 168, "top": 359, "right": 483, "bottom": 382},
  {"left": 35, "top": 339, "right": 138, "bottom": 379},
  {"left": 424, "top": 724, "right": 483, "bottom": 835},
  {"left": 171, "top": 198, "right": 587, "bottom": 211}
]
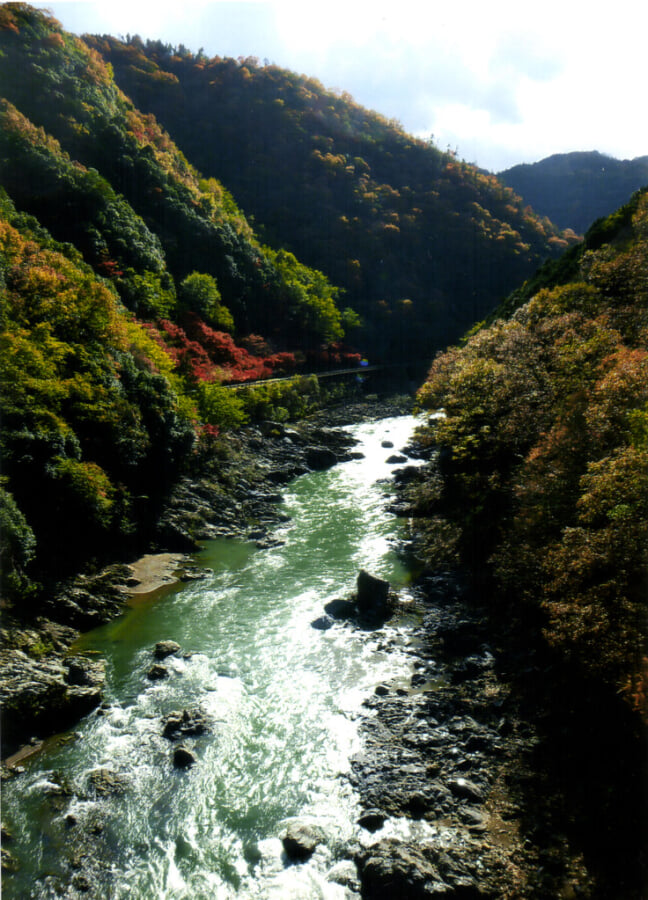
[{"left": 178, "top": 271, "right": 234, "bottom": 331}]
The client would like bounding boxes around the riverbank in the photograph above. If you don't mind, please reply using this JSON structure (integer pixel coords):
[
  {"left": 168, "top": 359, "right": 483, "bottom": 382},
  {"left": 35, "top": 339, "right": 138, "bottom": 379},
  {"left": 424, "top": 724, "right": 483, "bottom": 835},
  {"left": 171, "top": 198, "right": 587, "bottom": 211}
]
[
  {"left": 348, "top": 580, "right": 592, "bottom": 898},
  {"left": 346, "top": 454, "right": 647, "bottom": 898}
]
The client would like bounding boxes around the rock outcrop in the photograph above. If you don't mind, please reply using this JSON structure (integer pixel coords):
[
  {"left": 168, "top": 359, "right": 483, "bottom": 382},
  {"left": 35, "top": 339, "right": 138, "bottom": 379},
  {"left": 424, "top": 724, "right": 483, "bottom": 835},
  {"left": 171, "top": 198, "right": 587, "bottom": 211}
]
[{"left": 0, "top": 650, "right": 105, "bottom": 756}]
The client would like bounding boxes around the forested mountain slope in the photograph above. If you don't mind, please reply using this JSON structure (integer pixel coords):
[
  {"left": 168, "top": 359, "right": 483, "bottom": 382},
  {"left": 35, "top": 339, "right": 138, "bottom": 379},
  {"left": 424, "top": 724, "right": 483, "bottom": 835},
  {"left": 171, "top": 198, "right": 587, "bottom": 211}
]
[
  {"left": 0, "top": 3, "right": 352, "bottom": 357},
  {"left": 499, "top": 151, "right": 648, "bottom": 234},
  {"left": 412, "top": 186, "right": 648, "bottom": 895},
  {"left": 0, "top": 3, "right": 358, "bottom": 594},
  {"left": 415, "top": 186, "right": 648, "bottom": 720},
  {"left": 0, "top": 190, "right": 196, "bottom": 588},
  {"left": 85, "top": 34, "right": 577, "bottom": 364}
]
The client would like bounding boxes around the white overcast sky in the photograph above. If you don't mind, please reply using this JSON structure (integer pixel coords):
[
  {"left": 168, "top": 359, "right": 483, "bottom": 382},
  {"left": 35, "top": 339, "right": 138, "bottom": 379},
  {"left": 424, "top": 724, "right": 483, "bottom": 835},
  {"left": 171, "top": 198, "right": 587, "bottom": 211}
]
[{"left": 43, "top": 0, "right": 647, "bottom": 172}]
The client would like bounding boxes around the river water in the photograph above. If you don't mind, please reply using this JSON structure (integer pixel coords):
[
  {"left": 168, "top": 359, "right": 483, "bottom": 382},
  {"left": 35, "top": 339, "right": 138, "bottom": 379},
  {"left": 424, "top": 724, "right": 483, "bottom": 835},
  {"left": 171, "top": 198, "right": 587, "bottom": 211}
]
[{"left": 2, "top": 415, "right": 425, "bottom": 899}]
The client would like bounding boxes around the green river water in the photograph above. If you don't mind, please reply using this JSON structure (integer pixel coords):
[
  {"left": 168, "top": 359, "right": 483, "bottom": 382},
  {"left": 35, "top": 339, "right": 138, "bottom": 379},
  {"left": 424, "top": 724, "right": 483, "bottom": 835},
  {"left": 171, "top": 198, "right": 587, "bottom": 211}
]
[{"left": 2, "top": 415, "right": 429, "bottom": 899}]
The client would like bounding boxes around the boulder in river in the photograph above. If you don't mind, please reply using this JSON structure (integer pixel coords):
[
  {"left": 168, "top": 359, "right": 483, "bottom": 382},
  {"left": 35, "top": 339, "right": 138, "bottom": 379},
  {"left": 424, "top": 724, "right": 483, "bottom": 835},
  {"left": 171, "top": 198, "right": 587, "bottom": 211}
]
[
  {"left": 162, "top": 707, "right": 210, "bottom": 740},
  {"left": 153, "top": 641, "right": 181, "bottom": 660},
  {"left": 305, "top": 446, "right": 337, "bottom": 470},
  {"left": 324, "top": 598, "right": 357, "bottom": 620},
  {"left": 356, "top": 570, "right": 392, "bottom": 621},
  {"left": 147, "top": 664, "right": 169, "bottom": 681},
  {"left": 357, "top": 809, "right": 387, "bottom": 832},
  {"left": 282, "top": 823, "right": 324, "bottom": 861},
  {"left": 173, "top": 745, "right": 197, "bottom": 769}
]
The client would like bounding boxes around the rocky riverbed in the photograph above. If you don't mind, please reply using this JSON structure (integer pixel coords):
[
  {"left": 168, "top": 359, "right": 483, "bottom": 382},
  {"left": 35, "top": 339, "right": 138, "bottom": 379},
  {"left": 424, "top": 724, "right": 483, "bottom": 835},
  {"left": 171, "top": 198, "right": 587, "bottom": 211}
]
[
  {"left": 0, "top": 397, "right": 411, "bottom": 762},
  {"left": 340, "top": 451, "right": 643, "bottom": 898},
  {"left": 346, "top": 579, "right": 593, "bottom": 899}
]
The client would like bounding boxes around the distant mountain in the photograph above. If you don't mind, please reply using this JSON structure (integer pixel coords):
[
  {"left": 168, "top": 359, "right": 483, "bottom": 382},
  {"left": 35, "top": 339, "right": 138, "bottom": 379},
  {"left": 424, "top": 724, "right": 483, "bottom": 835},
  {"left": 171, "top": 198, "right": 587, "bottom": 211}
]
[
  {"left": 85, "top": 35, "right": 576, "bottom": 365},
  {"left": 498, "top": 151, "right": 648, "bottom": 234}
]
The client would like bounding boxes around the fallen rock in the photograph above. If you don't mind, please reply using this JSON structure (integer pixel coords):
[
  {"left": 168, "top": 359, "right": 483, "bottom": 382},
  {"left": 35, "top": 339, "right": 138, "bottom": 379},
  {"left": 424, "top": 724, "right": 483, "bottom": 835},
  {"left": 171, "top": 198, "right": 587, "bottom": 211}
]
[
  {"left": 359, "top": 839, "right": 443, "bottom": 899},
  {"left": 311, "top": 615, "right": 335, "bottom": 631},
  {"left": 356, "top": 570, "right": 391, "bottom": 621},
  {"left": 282, "top": 823, "right": 324, "bottom": 861},
  {"left": 173, "top": 745, "right": 197, "bottom": 769},
  {"left": 147, "top": 664, "right": 169, "bottom": 681},
  {"left": 153, "top": 641, "right": 181, "bottom": 660},
  {"left": 162, "top": 707, "right": 210, "bottom": 740},
  {"left": 358, "top": 809, "right": 387, "bottom": 832}
]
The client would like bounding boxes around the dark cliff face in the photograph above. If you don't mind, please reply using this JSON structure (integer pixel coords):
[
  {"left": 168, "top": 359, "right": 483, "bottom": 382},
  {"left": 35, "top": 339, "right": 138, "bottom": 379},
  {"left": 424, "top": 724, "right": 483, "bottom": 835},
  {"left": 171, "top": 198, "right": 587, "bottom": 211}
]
[{"left": 499, "top": 150, "right": 648, "bottom": 234}]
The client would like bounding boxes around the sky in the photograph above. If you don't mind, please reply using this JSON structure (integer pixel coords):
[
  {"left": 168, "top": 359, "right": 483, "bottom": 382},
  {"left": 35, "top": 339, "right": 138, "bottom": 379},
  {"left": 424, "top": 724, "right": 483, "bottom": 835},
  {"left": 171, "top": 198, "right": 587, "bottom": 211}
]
[{"left": 43, "top": 0, "right": 648, "bottom": 173}]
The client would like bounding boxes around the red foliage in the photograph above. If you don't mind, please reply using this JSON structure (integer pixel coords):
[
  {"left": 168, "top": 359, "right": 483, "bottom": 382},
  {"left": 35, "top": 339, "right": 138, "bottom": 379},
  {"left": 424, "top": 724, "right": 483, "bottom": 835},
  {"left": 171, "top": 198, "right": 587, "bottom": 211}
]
[
  {"left": 305, "top": 342, "right": 362, "bottom": 368},
  {"left": 148, "top": 315, "right": 299, "bottom": 384},
  {"left": 97, "top": 259, "right": 124, "bottom": 277}
]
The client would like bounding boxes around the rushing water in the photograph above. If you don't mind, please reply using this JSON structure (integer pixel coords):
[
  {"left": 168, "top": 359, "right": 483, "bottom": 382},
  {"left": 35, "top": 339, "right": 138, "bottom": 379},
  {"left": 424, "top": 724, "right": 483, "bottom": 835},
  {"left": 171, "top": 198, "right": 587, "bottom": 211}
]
[{"left": 2, "top": 415, "right": 425, "bottom": 899}]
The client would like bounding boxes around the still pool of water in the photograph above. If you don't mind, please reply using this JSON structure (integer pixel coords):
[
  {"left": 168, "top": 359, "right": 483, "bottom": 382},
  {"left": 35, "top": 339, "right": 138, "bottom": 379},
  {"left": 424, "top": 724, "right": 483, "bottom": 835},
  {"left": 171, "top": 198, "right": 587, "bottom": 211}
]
[{"left": 2, "top": 415, "right": 426, "bottom": 899}]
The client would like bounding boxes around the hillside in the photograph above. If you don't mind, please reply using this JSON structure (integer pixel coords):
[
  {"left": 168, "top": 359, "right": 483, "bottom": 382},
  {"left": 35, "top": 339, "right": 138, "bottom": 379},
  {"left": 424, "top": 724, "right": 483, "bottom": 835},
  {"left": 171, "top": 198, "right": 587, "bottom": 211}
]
[
  {"left": 412, "top": 188, "right": 648, "bottom": 893},
  {"left": 0, "top": 4, "right": 354, "bottom": 358},
  {"left": 84, "top": 34, "right": 577, "bottom": 365},
  {"left": 0, "top": 3, "right": 363, "bottom": 591},
  {"left": 499, "top": 151, "right": 648, "bottom": 234}
]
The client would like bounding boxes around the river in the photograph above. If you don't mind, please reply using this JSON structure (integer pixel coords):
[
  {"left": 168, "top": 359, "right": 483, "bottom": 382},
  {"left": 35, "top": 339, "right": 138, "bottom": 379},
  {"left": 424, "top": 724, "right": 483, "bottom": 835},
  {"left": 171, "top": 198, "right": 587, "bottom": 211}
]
[{"left": 2, "top": 414, "right": 425, "bottom": 899}]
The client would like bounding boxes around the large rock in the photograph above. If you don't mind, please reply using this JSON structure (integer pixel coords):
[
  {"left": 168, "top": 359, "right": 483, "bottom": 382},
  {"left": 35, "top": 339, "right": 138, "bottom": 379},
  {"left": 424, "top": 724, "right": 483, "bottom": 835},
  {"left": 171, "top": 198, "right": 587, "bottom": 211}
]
[
  {"left": 356, "top": 570, "right": 391, "bottom": 621},
  {"left": 162, "top": 707, "right": 210, "bottom": 740},
  {"left": 0, "top": 649, "right": 104, "bottom": 756},
  {"left": 358, "top": 809, "right": 387, "bottom": 832},
  {"left": 305, "top": 446, "right": 338, "bottom": 470},
  {"left": 324, "top": 598, "right": 357, "bottom": 619},
  {"left": 147, "top": 664, "right": 169, "bottom": 680},
  {"left": 173, "top": 745, "right": 197, "bottom": 769},
  {"left": 282, "top": 823, "right": 324, "bottom": 861},
  {"left": 154, "top": 640, "right": 181, "bottom": 660},
  {"left": 359, "top": 839, "right": 444, "bottom": 898}
]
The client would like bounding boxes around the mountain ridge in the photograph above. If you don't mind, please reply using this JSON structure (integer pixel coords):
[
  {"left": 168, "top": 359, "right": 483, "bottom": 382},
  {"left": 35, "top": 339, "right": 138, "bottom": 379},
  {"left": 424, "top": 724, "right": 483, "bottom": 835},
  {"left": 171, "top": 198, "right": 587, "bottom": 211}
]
[{"left": 499, "top": 149, "right": 648, "bottom": 234}]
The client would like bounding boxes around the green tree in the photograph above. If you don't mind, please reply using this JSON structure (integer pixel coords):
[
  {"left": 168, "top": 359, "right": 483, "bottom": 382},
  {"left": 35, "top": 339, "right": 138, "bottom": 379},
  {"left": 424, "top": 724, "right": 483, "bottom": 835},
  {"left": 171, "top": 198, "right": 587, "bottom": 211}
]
[{"left": 178, "top": 271, "right": 234, "bottom": 331}]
